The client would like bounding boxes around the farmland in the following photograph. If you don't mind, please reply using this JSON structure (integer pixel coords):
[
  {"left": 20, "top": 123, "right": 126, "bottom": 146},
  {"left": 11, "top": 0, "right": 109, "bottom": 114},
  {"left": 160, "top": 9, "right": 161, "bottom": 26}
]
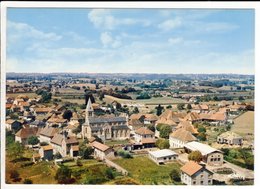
[{"left": 232, "top": 111, "right": 254, "bottom": 142}]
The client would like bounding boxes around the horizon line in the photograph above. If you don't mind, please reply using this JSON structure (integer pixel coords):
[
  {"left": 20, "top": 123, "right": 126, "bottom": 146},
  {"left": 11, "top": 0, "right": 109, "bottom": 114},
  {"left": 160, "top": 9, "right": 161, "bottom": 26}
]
[{"left": 6, "top": 72, "right": 255, "bottom": 76}]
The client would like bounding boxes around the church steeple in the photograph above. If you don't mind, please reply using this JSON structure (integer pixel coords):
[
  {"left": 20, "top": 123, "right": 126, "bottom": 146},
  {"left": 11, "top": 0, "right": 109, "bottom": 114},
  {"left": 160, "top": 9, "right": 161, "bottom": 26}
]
[{"left": 85, "top": 98, "right": 94, "bottom": 120}]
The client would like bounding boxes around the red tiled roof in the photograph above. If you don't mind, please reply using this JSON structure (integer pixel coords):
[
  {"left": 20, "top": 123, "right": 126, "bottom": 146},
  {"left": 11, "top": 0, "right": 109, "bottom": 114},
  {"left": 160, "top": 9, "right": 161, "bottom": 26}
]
[
  {"left": 91, "top": 141, "right": 110, "bottom": 152},
  {"left": 181, "top": 161, "right": 203, "bottom": 176}
]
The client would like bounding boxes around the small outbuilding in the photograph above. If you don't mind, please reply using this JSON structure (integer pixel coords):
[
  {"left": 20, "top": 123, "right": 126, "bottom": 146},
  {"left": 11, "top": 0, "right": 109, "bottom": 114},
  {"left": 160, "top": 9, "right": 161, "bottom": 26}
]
[{"left": 148, "top": 149, "right": 178, "bottom": 165}]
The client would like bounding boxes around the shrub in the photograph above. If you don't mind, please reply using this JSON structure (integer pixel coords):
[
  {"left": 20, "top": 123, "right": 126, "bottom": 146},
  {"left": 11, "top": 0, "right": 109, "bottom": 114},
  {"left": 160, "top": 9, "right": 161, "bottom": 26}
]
[
  {"left": 188, "top": 151, "right": 203, "bottom": 163},
  {"left": 20, "top": 161, "right": 34, "bottom": 168},
  {"left": 170, "top": 168, "right": 181, "bottom": 182},
  {"left": 10, "top": 170, "right": 20, "bottom": 182},
  {"left": 55, "top": 165, "right": 72, "bottom": 184},
  {"left": 23, "top": 179, "right": 33, "bottom": 184}
]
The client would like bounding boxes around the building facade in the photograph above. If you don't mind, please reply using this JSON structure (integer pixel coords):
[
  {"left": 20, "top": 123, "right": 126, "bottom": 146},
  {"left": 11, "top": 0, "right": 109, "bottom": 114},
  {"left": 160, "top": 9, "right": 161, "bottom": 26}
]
[{"left": 82, "top": 99, "right": 130, "bottom": 141}]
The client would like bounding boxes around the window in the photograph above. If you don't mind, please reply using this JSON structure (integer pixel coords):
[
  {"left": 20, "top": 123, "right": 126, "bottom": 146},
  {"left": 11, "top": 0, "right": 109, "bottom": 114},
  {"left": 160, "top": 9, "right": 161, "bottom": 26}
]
[
  {"left": 201, "top": 181, "right": 204, "bottom": 184},
  {"left": 218, "top": 158, "right": 220, "bottom": 161},
  {"left": 201, "top": 174, "right": 204, "bottom": 178},
  {"left": 208, "top": 180, "right": 211, "bottom": 184},
  {"left": 193, "top": 181, "right": 196, "bottom": 184}
]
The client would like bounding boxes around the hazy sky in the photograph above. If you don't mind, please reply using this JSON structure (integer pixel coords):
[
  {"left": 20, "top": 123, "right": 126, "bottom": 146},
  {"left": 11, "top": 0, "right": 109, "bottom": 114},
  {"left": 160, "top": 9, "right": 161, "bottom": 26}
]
[{"left": 6, "top": 8, "right": 254, "bottom": 74}]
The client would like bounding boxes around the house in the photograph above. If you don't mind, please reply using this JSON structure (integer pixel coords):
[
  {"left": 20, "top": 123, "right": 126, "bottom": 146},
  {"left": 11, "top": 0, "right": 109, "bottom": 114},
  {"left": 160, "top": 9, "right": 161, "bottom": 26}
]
[
  {"left": 169, "top": 129, "right": 197, "bottom": 149},
  {"left": 15, "top": 127, "right": 38, "bottom": 145},
  {"left": 180, "top": 161, "right": 213, "bottom": 185},
  {"left": 184, "top": 141, "right": 223, "bottom": 166},
  {"left": 39, "top": 126, "right": 59, "bottom": 143},
  {"left": 91, "top": 141, "right": 114, "bottom": 160},
  {"left": 184, "top": 112, "right": 201, "bottom": 123},
  {"left": 148, "top": 149, "right": 178, "bottom": 165},
  {"left": 143, "top": 114, "right": 158, "bottom": 125},
  {"left": 30, "top": 120, "right": 46, "bottom": 128},
  {"left": 46, "top": 114, "right": 67, "bottom": 127},
  {"left": 33, "top": 107, "right": 51, "bottom": 115},
  {"left": 175, "top": 121, "right": 198, "bottom": 135},
  {"left": 39, "top": 145, "right": 53, "bottom": 160},
  {"left": 156, "top": 110, "right": 183, "bottom": 126},
  {"left": 50, "top": 131, "right": 79, "bottom": 157},
  {"left": 32, "top": 153, "right": 41, "bottom": 163},
  {"left": 82, "top": 99, "right": 130, "bottom": 141},
  {"left": 133, "top": 127, "right": 156, "bottom": 149},
  {"left": 70, "top": 145, "right": 79, "bottom": 157},
  {"left": 6, "top": 119, "right": 22, "bottom": 131},
  {"left": 217, "top": 131, "right": 243, "bottom": 145}
]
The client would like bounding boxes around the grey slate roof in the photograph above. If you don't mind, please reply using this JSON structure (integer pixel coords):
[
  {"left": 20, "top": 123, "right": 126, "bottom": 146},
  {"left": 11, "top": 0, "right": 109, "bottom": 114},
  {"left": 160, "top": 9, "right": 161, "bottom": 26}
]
[{"left": 88, "top": 117, "right": 126, "bottom": 124}]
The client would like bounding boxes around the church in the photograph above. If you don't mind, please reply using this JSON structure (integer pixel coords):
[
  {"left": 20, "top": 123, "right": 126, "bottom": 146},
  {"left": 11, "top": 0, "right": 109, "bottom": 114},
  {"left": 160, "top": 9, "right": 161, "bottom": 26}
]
[{"left": 82, "top": 99, "right": 130, "bottom": 141}]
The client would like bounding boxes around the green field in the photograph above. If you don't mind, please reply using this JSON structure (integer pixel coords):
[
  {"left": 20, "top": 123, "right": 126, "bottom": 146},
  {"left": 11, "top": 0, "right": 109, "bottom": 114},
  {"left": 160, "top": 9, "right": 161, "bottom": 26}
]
[{"left": 113, "top": 156, "right": 182, "bottom": 185}]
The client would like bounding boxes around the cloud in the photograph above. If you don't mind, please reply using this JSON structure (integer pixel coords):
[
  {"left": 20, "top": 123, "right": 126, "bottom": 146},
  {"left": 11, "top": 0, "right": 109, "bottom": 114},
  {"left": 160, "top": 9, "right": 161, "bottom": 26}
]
[
  {"left": 158, "top": 17, "right": 182, "bottom": 31},
  {"left": 168, "top": 37, "right": 183, "bottom": 44},
  {"left": 100, "top": 32, "right": 121, "bottom": 48},
  {"left": 88, "top": 9, "right": 151, "bottom": 30}
]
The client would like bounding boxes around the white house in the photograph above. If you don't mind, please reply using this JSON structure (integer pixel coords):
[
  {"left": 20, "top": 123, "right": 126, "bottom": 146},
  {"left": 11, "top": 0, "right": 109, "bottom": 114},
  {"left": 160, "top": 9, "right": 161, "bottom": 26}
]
[
  {"left": 181, "top": 161, "right": 213, "bottom": 185},
  {"left": 169, "top": 129, "right": 197, "bottom": 148},
  {"left": 217, "top": 131, "right": 243, "bottom": 145},
  {"left": 91, "top": 141, "right": 114, "bottom": 160},
  {"left": 184, "top": 141, "right": 223, "bottom": 166},
  {"left": 148, "top": 149, "right": 178, "bottom": 165}
]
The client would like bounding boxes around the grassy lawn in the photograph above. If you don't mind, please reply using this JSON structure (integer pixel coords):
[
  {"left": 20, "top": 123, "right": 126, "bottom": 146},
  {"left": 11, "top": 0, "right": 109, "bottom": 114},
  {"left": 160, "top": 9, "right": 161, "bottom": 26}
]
[
  {"left": 113, "top": 156, "right": 182, "bottom": 185},
  {"left": 63, "top": 159, "right": 122, "bottom": 184},
  {"left": 105, "top": 139, "right": 130, "bottom": 147}
]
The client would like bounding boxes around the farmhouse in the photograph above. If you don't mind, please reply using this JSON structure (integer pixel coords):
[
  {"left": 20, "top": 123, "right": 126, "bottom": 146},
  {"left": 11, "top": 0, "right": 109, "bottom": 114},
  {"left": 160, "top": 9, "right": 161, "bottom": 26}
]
[
  {"left": 82, "top": 99, "right": 130, "bottom": 141},
  {"left": 50, "top": 131, "right": 79, "bottom": 157},
  {"left": 217, "top": 131, "right": 243, "bottom": 145},
  {"left": 169, "top": 129, "right": 197, "bottom": 148},
  {"left": 15, "top": 127, "right": 38, "bottom": 145},
  {"left": 6, "top": 119, "right": 22, "bottom": 131},
  {"left": 39, "top": 126, "right": 59, "bottom": 143},
  {"left": 133, "top": 127, "right": 156, "bottom": 149},
  {"left": 184, "top": 141, "right": 223, "bottom": 166},
  {"left": 39, "top": 145, "right": 53, "bottom": 160},
  {"left": 181, "top": 161, "right": 213, "bottom": 185},
  {"left": 175, "top": 121, "right": 198, "bottom": 135},
  {"left": 148, "top": 149, "right": 178, "bottom": 165},
  {"left": 91, "top": 141, "right": 114, "bottom": 160}
]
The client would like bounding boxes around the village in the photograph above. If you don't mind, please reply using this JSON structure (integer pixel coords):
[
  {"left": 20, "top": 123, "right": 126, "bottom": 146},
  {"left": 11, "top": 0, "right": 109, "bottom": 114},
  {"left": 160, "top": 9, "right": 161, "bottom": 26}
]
[{"left": 5, "top": 73, "right": 254, "bottom": 185}]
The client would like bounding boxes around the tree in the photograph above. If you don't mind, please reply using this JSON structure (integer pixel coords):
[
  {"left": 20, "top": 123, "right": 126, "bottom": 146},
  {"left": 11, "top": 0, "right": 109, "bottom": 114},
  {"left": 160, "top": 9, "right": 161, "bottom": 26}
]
[
  {"left": 197, "top": 132, "right": 207, "bottom": 141},
  {"left": 8, "top": 142, "right": 24, "bottom": 160},
  {"left": 41, "top": 91, "right": 52, "bottom": 103},
  {"left": 166, "top": 105, "right": 172, "bottom": 109},
  {"left": 6, "top": 130, "right": 15, "bottom": 146},
  {"left": 198, "top": 126, "right": 206, "bottom": 133},
  {"left": 79, "top": 146, "right": 94, "bottom": 159},
  {"left": 239, "top": 96, "right": 245, "bottom": 101},
  {"left": 169, "top": 168, "right": 181, "bottom": 182},
  {"left": 188, "top": 151, "right": 203, "bottom": 163},
  {"left": 147, "top": 125, "right": 155, "bottom": 132},
  {"left": 155, "top": 139, "right": 170, "bottom": 149},
  {"left": 53, "top": 152, "right": 62, "bottom": 159},
  {"left": 27, "top": 136, "right": 39, "bottom": 146},
  {"left": 159, "top": 125, "right": 172, "bottom": 139},
  {"left": 55, "top": 165, "right": 72, "bottom": 184},
  {"left": 187, "top": 104, "right": 192, "bottom": 110},
  {"left": 105, "top": 168, "right": 115, "bottom": 180},
  {"left": 177, "top": 103, "right": 185, "bottom": 110},
  {"left": 155, "top": 104, "right": 164, "bottom": 116},
  {"left": 133, "top": 107, "right": 139, "bottom": 114},
  {"left": 63, "top": 110, "right": 73, "bottom": 121}
]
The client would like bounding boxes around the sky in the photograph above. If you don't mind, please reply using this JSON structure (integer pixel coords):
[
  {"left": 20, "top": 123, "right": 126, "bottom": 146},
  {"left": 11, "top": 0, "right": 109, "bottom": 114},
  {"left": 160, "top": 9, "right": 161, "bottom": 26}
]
[{"left": 6, "top": 8, "right": 255, "bottom": 74}]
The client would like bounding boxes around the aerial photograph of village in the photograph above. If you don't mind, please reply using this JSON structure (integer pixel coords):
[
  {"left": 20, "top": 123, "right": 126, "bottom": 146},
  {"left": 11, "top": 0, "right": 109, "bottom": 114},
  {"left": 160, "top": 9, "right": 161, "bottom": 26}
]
[{"left": 3, "top": 6, "right": 254, "bottom": 186}]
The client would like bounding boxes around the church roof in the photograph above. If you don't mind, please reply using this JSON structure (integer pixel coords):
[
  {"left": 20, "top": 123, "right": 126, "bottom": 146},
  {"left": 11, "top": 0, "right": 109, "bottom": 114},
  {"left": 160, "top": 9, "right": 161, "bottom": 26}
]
[{"left": 88, "top": 116, "right": 126, "bottom": 124}]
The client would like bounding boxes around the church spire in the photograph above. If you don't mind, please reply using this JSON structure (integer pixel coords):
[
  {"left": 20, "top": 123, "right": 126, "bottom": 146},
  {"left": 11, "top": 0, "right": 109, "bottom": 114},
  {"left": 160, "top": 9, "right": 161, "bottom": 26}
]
[{"left": 86, "top": 98, "right": 94, "bottom": 120}]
